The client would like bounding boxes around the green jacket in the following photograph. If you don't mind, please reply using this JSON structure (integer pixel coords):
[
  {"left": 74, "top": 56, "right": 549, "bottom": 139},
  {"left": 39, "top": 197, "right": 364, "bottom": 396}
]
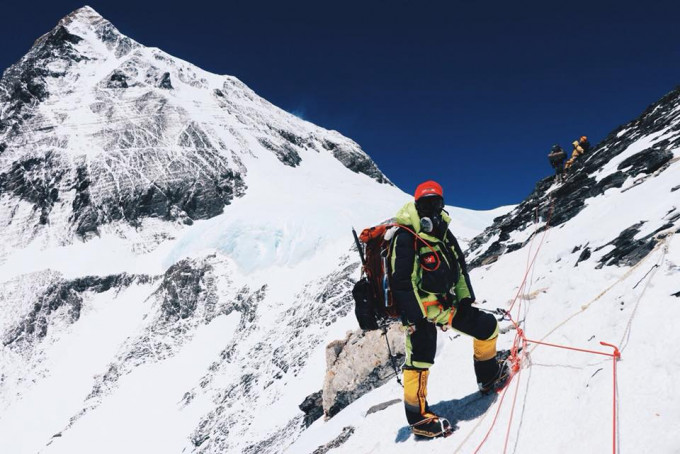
[{"left": 390, "top": 201, "right": 475, "bottom": 325}]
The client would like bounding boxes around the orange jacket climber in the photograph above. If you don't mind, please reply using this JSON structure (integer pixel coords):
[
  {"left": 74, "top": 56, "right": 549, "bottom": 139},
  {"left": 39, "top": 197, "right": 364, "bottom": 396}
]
[{"left": 565, "top": 136, "right": 590, "bottom": 170}]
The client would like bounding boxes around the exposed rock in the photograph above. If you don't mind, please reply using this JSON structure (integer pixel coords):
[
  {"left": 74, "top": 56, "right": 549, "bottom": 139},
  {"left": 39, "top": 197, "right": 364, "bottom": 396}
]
[
  {"left": 0, "top": 151, "right": 67, "bottom": 224},
  {"left": 2, "top": 273, "right": 147, "bottom": 349},
  {"left": 242, "top": 417, "right": 304, "bottom": 454},
  {"left": 575, "top": 247, "right": 591, "bottom": 266},
  {"left": 617, "top": 146, "right": 673, "bottom": 175},
  {"left": 166, "top": 255, "right": 359, "bottom": 454},
  {"left": 322, "top": 323, "right": 404, "bottom": 418},
  {"left": 596, "top": 222, "right": 670, "bottom": 268},
  {"left": 157, "top": 259, "right": 212, "bottom": 321},
  {"left": 326, "top": 140, "right": 391, "bottom": 184},
  {"left": 312, "top": 426, "right": 355, "bottom": 454},
  {"left": 158, "top": 72, "right": 172, "bottom": 89},
  {"left": 299, "top": 390, "right": 324, "bottom": 428},
  {"left": 466, "top": 86, "right": 680, "bottom": 268},
  {"left": 257, "top": 137, "right": 302, "bottom": 167},
  {"left": 106, "top": 70, "right": 128, "bottom": 88},
  {"left": 366, "top": 398, "right": 401, "bottom": 415}
]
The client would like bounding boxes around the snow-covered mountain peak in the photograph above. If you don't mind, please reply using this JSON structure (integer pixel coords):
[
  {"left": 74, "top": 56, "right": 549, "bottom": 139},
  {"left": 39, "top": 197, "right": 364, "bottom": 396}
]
[
  {"left": 0, "top": 6, "right": 389, "bottom": 261},
  {"left": 59, "top": 5, "right": 106, "bottom": 26}
]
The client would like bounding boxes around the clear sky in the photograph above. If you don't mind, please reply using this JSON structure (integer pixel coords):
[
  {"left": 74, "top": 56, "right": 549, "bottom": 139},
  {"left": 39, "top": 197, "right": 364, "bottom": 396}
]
[{"left": 2, "top": 0, "right": 679, "bottom": 209}]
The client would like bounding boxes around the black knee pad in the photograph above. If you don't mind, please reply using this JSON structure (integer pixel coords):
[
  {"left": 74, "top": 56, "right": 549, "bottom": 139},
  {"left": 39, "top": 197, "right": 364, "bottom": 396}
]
[{"left": 451, "top": 306, "right": 498, "bottom": 340}]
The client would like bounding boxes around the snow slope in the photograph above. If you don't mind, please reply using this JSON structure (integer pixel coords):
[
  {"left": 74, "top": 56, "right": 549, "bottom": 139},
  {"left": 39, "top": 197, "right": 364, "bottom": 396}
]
[
  {"left": 0, "top": 7, "right": 510, "bottom": 454},
  {"left": 289, "top": 89, "right": 680, "bottom": 453}
]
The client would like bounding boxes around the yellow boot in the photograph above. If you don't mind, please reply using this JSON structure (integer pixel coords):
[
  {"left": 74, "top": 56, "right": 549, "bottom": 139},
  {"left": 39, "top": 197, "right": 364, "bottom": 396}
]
[{"left": 403, "top": 368, "right": 452, "bottom": 437}]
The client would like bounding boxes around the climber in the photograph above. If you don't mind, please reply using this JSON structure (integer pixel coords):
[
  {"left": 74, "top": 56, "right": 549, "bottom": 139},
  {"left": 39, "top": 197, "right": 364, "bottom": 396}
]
[
  {"left": 548, "top": 144, "right": 567, "bottom": 182},
  {"left": 390, "top": 180, "right": 509, "bottom": 438},
  {"left": 565, "top": 135, "right": 590, "bottom": 170}
]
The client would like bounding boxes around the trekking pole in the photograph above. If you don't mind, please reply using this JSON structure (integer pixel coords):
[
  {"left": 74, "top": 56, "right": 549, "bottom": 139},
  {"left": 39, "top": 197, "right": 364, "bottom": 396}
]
[
  {"left": 351, "top": 227, "right": 366, "bottom": 266},
  {"left": 382, "top": 324, "right": 403, "bottom": 387}
]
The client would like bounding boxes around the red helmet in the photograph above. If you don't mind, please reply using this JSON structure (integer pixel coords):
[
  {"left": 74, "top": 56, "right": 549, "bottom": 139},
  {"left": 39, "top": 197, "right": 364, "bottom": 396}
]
[{"left": 414, "top": 180, "right": 443, "bottom": 201}]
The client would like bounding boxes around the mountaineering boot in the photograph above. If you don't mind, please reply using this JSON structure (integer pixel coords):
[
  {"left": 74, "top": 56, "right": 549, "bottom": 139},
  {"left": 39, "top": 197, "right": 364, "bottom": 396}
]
[
  {"left": 403, "top": 368, "right": 453, "bottom": 438},
  {"left": 475, "top": 350, "right": 514, "bottom": 395},
  {"left": 410, "top": 414, "right": 453, "bottom": 438}
]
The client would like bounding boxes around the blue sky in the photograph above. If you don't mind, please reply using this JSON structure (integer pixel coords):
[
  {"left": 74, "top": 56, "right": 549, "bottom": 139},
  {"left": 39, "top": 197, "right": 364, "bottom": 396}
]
[{"left": 2, "top": 0, "right": 680, "bottom": 209}]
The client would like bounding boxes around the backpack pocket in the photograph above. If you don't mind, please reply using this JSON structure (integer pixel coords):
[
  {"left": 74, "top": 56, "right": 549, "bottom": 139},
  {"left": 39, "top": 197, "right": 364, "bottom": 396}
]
[{"left": 352, "top": 277, "right": 380, "bottom": 330}]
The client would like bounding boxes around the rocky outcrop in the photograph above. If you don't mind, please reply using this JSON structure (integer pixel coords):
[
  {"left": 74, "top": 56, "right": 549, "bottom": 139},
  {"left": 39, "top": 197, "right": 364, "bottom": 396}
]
[
  {"left": 299, "top": 390, "right": 324, "bottom": 428},
  {"left": 312, "top": 426, "right": 356, "bottom": 454},
  {"left": 2, "top": 273, "right": 150, "bottom": 350},
  {"left": 322, "top": 323, "right": 404, "bottom": 418},
  {"left": 467, "top": 87, "right": 680, "bottom": 269}
]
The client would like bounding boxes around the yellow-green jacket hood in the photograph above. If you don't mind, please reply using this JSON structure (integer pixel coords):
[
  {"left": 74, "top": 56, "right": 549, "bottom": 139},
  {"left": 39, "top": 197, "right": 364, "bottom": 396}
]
[{"left": 394, "top": 201, "right": 451, "bottom": 234}]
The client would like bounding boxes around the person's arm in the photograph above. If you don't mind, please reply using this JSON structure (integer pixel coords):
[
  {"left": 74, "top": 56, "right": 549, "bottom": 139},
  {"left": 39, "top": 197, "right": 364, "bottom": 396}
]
[{"left": 390, "top": 230, "right": 425, "bottom": 324}]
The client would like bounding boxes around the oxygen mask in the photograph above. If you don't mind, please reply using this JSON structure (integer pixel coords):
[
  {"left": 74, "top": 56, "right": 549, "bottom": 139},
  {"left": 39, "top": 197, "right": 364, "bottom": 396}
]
[{"left": 416, "top": 195, "right": 445, "bottom": 235}]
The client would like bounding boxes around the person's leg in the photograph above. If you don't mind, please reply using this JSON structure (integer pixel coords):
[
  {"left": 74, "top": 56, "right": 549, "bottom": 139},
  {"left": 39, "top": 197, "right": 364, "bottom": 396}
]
[
  {"left": 404, "top": 321, "right": 436, "bottom": 425},
  {"left": 403, "top": 321, "right": 451, "bottom": 436},
  {"left": 450, "top": 305, "right": 505, "bottom": 391}
]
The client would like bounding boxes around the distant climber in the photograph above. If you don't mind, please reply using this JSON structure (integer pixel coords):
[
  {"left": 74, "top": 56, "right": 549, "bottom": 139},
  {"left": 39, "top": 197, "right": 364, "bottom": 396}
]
[
  {"left": 390, "top": 180, "right": 510, "bottom": 438},
  {"left": 565, "top": 135, "right": 591, "bottom": 170},
  {"left": 548, "top": 144, "right": 567, "bottom": 182}
]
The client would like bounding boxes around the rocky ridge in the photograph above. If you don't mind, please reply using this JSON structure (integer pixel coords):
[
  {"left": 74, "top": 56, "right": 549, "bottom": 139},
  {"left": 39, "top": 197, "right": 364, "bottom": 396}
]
[{"left": 466, "top": 86, "right": 680, "bottom": 268}]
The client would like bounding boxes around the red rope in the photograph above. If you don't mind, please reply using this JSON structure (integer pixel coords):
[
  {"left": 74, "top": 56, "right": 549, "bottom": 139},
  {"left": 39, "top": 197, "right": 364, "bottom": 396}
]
[
  {"left": 600, "top": 342, "right": 621, "bottom": 454},
  {"left": 473, "top": 379, "right": 512, "bottom": 454},
  {"left": 506, "top": 199, "right": 555, "bottom": 314},
  {"left": 524, "top": 338, "right": 619, "bottom": 358},
  {"left": 382, "top": 223, "right": 442, "bottom": 271},
  {"left": 471, "top": 197, "right": 621, "bottom": 453}
]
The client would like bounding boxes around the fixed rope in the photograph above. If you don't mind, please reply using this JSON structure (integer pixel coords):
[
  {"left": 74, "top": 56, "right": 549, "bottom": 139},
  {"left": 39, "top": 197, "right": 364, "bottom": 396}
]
[{"left": 472, "top": 198, "right": 631, "bottom": 454}]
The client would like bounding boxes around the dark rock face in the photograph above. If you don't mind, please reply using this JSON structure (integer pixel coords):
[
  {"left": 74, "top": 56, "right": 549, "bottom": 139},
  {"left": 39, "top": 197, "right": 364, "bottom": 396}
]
[
  {"left": 107, "top": 70, "right": 128, "bottom": 88},
  {"left": 2, "top": 273, "right": 146, "bottom": 348},
  {"left": 596, "top": 222, "right": 671, "bottom": 268},
  {"left": 299, "top": 390, "right": 324, "bottom": 428},
  {"left": 575, "top": 247, "right": 591, "bottom": 266},
  {"left": 467, "top": 86, "right": 680, "bottom": 269},
  {"left": 158, "top": 260, "right": 211, "bottom": 321},
  {"left": 0, "top": 151, "right": 66, "bottom": 224},
  {"left": 241, "top": 417, "right": 304, "bottom": 454},
  {"left": 0, "top": 25, "right": 85, "bottom": 129},
  {"left": 257, "top": 137, "right": 302, "bottom": 167},
  {"left": 323, "top": 139, "right": 391, "bottom": 184},
  {"left": 617, "top": 146, "right": 673, "bottom": 175},
  {"left": 158, "top": 72, "right": 172, "bottom": 89}
]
